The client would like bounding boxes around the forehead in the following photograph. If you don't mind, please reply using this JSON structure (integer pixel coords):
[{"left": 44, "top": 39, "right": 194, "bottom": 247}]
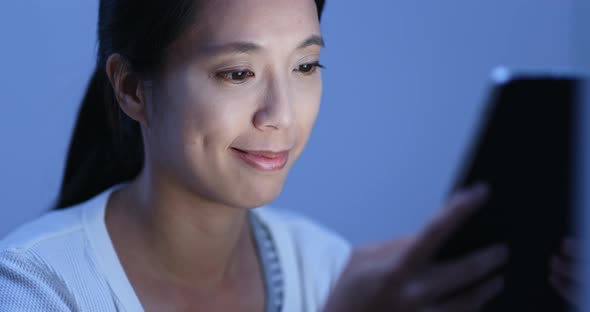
[{"left": 190, "top": 0, "right": 321, "bottom": 49}]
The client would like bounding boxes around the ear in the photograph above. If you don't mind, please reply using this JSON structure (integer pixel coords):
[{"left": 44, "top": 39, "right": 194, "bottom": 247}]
[{"left": 105, "top": 53, "right": 148, "bottom": 125}]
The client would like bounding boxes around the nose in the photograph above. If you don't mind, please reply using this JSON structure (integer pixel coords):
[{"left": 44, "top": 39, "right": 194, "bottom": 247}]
[{"left": 253, "top": 74, "right": 294, "bottom": 131}]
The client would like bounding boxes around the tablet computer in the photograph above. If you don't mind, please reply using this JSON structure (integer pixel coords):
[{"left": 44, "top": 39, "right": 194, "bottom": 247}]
[{"left": 434, "top": 68, "right": 584, "bottom": 311}]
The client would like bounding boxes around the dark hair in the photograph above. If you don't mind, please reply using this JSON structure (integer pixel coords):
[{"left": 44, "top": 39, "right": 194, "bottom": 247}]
[{"left": 55, "top": 0, "right": 326, "bottom": 209}]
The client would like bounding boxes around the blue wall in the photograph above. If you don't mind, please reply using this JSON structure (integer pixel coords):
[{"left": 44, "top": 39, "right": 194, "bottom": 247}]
[{"left": 0, "top": 1, "right": 577, "bottom": 245}]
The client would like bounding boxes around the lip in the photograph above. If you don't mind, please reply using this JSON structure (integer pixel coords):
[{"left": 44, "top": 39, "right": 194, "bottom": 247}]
[{"left": 230, "top": 147, "right": 289, "bottom": 171}]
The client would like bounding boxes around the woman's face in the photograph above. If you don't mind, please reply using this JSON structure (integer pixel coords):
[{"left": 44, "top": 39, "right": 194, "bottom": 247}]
[{"left": 144, "top": 0, "right": 323, "bottom": 209}]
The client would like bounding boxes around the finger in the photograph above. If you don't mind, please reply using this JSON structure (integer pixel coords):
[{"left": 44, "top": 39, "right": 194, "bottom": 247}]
[
  {"left": 414, "top": 244, "right": 508, "bottom": 302},
  {"left": 423, "top": 276, "right": 503, "bottom": 312},
  {"left": 403, "top": 183, "right": 490, "bottom": 266},
  {"left": 549, "top": 272, "right": 579, "bottom": 307},
  {"left": 550, "top": 255, "right": 579, "bottom": 285}
]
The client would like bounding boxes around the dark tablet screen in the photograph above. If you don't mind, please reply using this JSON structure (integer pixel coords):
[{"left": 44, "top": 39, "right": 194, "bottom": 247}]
[{"left": 434, "top": 73, "right": 582, "bottom": 311}]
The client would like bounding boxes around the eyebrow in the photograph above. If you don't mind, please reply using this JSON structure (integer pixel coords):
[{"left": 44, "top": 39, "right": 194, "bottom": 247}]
[{"left": 199, "top": 34, "right": 325, "bottom": 56}]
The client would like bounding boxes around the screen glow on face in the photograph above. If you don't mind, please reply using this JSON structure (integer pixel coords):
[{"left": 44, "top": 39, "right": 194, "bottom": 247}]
[{"left": 143, "top": 0, "right": 324, "bottom": 209}]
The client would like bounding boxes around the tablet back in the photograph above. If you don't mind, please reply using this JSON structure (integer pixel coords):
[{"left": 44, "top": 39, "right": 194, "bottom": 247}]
[{"left": 435, "top": 73, "right": 582, "bottom": 311}]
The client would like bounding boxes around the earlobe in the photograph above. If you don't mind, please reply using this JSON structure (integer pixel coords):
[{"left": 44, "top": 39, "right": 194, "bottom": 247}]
[{"left": 105, "top": 53, "right": 148, "bottom": 125}]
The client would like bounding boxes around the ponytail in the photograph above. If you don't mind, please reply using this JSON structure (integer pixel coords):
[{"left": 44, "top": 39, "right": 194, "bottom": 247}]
[{"left": 55, "top": 67, "right": 143, "bottom": 209}]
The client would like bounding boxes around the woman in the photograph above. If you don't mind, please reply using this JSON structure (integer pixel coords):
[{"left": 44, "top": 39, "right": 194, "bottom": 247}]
[{"left": 0, "top": 0, "right": 579, "bottom": 311}]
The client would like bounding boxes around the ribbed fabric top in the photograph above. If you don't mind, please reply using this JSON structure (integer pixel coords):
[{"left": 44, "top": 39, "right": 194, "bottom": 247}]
[
  {"left": 0, "top": 186, "right": 352, "bottom": 311},
  {"left": 249, "top": 211, "right": 283, "bottom": 312}
]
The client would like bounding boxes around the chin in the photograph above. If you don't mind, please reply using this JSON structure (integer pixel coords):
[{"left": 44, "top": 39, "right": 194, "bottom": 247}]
[{"left": 236, "top": 182, "right": 286, "bottom": 209}]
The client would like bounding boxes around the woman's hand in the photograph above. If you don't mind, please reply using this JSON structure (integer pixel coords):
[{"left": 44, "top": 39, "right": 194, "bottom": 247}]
[
  {"left": 323, "top": 184, "right": 509, "bottom": 312},
  {"left": 550, "top": 238, "right": 581, "bottom": 308}
]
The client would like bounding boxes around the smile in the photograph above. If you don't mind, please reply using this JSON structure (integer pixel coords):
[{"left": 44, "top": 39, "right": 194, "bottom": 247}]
[{"left": 230, "top": 148, "right": 289, "bottom": 171}]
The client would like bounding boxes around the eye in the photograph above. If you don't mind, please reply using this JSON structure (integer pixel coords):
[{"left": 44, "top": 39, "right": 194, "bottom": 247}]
[
  {"left": 296, "top": 62, "right": 324, "bottom": 75},
  {"left": 215, "top": 70, "right": 255, "bottom": 84}
]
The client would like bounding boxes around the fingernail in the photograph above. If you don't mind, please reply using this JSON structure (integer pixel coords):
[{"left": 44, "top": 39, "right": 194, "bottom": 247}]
[
  {"left": 470, "top": 184, "right": 490, "bottom": 206},
  {"left": 471, "top": 182, "right": 490, "bottom": 196}
]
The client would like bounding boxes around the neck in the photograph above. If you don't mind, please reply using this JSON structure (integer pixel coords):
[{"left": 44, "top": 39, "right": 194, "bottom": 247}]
[{"left": 108, "top": 167, "right": 256, "bottom": 289}]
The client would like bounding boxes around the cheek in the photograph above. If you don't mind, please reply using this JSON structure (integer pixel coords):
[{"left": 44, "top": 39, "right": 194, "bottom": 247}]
[
  {"left": 150, "top": 75, "right": 254, "bottom": 166},
  {"left": 294, "top": 77, "right": 322, "bottom": 143},
  {"left": 177, "top": 97, "right": 253, "bottom": 165}
]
